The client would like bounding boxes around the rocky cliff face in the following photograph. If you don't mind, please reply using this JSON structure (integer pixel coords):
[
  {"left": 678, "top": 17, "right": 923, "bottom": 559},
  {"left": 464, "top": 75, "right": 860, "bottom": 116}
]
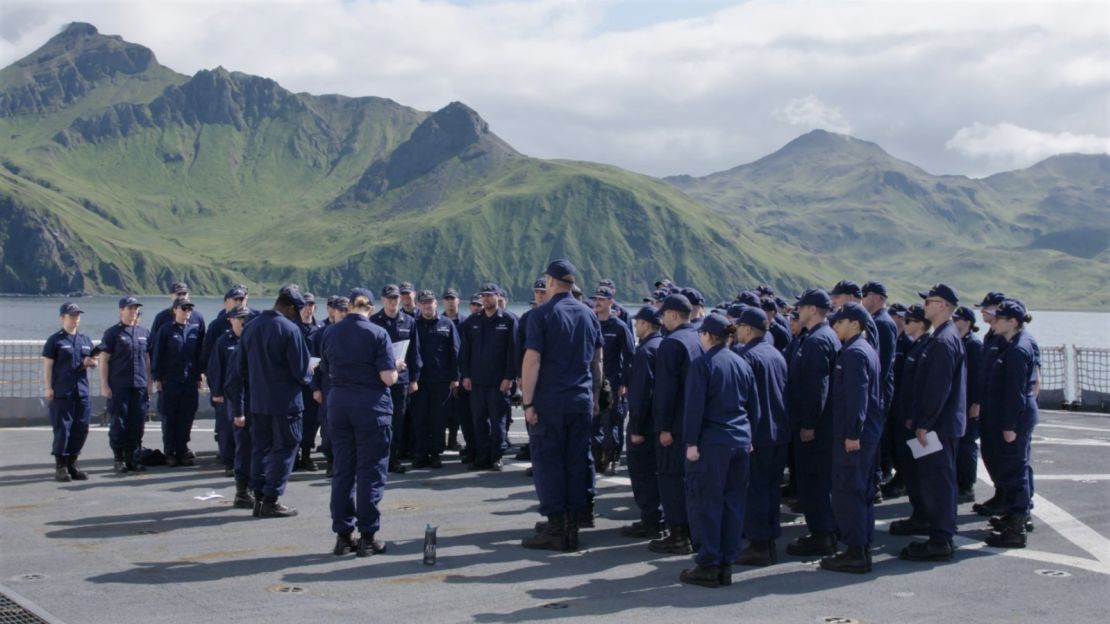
[{"left": 0, "top": 193, "right": 87, "bottom": 294}]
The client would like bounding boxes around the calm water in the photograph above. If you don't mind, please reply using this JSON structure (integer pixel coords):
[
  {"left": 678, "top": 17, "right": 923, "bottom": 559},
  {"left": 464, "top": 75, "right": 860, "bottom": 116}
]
[{"left": 0, "top": 295, "right": 1107, "bottom": 347}]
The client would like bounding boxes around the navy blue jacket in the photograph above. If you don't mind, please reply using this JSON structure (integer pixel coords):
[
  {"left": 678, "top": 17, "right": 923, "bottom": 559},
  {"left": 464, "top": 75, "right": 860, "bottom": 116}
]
[
  {"left": 783, "top": 328, "right": 807, "bottom": 364},
  {"left": 206, "top": 330, "right": 239, "bottom": 399},
  {"left": 985, "top": 330, "right": 1040, "bottom": 433},
  {"left": 319, "top": 313, "right": 395, "bottom": 415},
  {"left": 151, "top": 321, "right": 202, "bottom": 386},
  {"left": 599, "top": 315, "right": 635, "bottom": 388},
  {"left": 151, "top": 307, "right": 205, "bottom": 353},
  {"left": 525, "top": 292, "right": 603, "bottom": 415},
  {"left": 683, "top": 344, "right": 757, "bottom": 449},
  {"left": 872, "top": 307, "right": 897, "bottom": 412},
  {"left": 226, "top": 341, "right": 248, "bottom": 418},
  {"left": 200, "top": 309, "right": 230, "bottom": 375},
  {"left": 787, "top": 321, "right": 841, "bottom": 432},
  {"left": 734, "top": 337, "right": 789, "bottom": 446},
  {"left": 769, "top": 321, "right": 791, "bottom": 352},
  {"left": 911, "top": 320, "right": 967, "bottom": 438},
  {"left": 963, "top": 332, "right": 984, "bottom": 406},
  {"left": 461, "top": 308, "right": 517, "bottom": 386},
  {"left": 831, "top": 334, "right": 883, "bottom": 442},
  {"left": 514, "top": 308, "right": 533, "bottom": 377},
  {"left": 626, "top": 331, "right": 662, "bottom": 437},
  {"left": 42, "top": 330, "right": 94, "bottom": 398},
  {"left": 370, "top": 310, "right": 421, "bottom": 384},
  {"left": 99, "top": 323, "right": 150, "bottom": 389},
  {"left": 299, "top": 317, "right": 323, "bottom": 357},
  {"left": 238, "top": 310, "right": 311, "bottom": 415},
  {"left": 310, "top": 319, "right": 332, "bottom": 393},
  {"left": 415, "top": 314, "right": 460, "bottom": 384},
  {"left": 893, "top": 332, "right": 914, "bottom": 386},
  {"left": 652, "top": 323, "right": 704, "bottom": 435},
  {"left": 895, "top": 334, "right": 929, "bottom": 423}
]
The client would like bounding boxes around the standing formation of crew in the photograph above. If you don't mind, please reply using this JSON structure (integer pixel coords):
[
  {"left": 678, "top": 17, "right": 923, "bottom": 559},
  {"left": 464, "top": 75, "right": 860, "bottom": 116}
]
[{"left": 42, "top": 269, "right": 1042, "bottom": 574}]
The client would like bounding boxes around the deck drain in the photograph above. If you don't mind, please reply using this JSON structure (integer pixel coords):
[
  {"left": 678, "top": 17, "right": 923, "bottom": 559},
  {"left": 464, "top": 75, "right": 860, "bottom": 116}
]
[
  {"left": 14, "top": 574, "right": 44, "bottom": 581},
  {"left": 0, "top": 593, "right": 51, "bottom": 624},
  {"left": 818, "top": 618, "right": 862, "bottom": 624},
  {"left": 1035, "top": 569, "right": 1071, "bottom": 578},
  {"left": 268, "top": 585, "right": 306, "bottom": 594},
  {"left": 541, "top": 602, "right": 569, "bottom": 610}
]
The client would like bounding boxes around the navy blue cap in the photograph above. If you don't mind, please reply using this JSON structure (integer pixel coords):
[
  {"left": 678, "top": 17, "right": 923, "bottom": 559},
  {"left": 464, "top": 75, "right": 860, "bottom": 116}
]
[
  {"left": 398, "top": 282, "right": 415, "bottom": 294},
  {"left": 659, "top": 294, "right": 693, "bottom": 314},
  {"left": 232, "top": 283, "right": 249, "bottom": 293},
  {"left": 788, "top": 309, "right": 800, "bottom": 321},
  {"left": 59, "top": 301, "right": 84, "bottom": 315},
  {"left": 726, "top": 304, "right": 750, "bottom": 320},
  {"left": 416, "top": 289, "right": 436, "bottom": 303},
  {"left": 469, "top": 293, "right": 481, "bottom": 304},
  {"left": 169, "top": 281, "right": 189, "bottom": 295},
  {"left": 326, "top": 295, "right": 340, "bottom": 308},
  {"left": 278, "top": 284, "right": 306, "bottom": 310},
  {"left": 976, "top": 291, "right": 1006, "bottom": 308},
  {"left": 349, "top": 287, "right": 374, "bottom": 305},
  {"left": 224, "top": 287, "right": 247, "bottom": 301},
  {"left": 642, "top": 288, "right": 667, "bottom": 303},
  {"left": 760, "top": 298, "right": 777, "bottom": 312},
  {"left": 302, "top": 292, "right": 316, "bottom": 305},
  {"left": 381, "top": 284, "right": 401, "bottom": 298},
  {"left": 698, "top": 313, "right": 732, "bottom": 338},
  {"left": 755, "top": 284, "right": 775, "bottom": 297},
  {"left": 954, "top": 305, "right": 976, "bottom": 323},
  {"left": 172, "top": 296, "right": 195, "bottom": 310},
  {"left": 774, "top": 296, "right": 788, "bottom": 310},
  {"left": 796, "top": 288, "right": 833, "bottom": 310},
  {"left": 333, "top": 296, "right": 350, "bottom": 310},
  {"left": 592, "top": 286, "right": 615, "bottom": 300},
  {"left": 737, "top": 307, "right": 768, "bottom": 329},
  {"left": 735, "top": 290, "right": 761, "bottom": 307},
  {"left": 889, "top": 302, "right": 909, "bottom": 317},
  {"left": 862, "top": 281, "right": 887, "bottom": 298},
  {"left": 918, "top": 283, "right": 959, "bottom": 306},
  {"left": 442, "top": 288, "right": 460, "bottom": 299},
  {"left": 906, "top": 304, "right": 928, "bottom": 323},
  {"left": 532, "top": 279, "right": 547, "bottom": 291},
  {"left": 680, "top": 287, "right": 705, "bottom": 307},
  {"left": 654, "top": 278, "right": 674, "bottom": 289},
  {"left": 829, "top": 302, "right": 871, "bottom": 327},
  {"left": 545, "top": 259, "right": 577, "bottom": 283},
  {"left": 498, "top": 288, "right": 508, "bottom": 299},
  {"left": 994, "top": 298, "right": 1028, "bottom": 322},
  {"left": 831, "top": 280, "right": 863, "bottom": 298},
  {"left": 633, "top": 305, "right": 662, "bottom": 325},
  {"left": 598, "top": 278, "right": 616, "bottom": 289},
  {"left": 227, "top": 305, "right": 251, "bottom": 320},
  {"left": 478, "top": 282, "right": 499, "bottom": 295},
  {"left": 118, "top": 296, "right": 142, "bottom": 309}
]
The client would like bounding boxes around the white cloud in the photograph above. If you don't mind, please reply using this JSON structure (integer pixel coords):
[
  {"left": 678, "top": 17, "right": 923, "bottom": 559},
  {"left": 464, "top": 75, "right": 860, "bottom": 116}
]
[
  {"left": 946, "top": 122, "right": 1110, "bottom": 170},
  {"left": 0, "top": 0, "right": 1107, "bottom": 177}
]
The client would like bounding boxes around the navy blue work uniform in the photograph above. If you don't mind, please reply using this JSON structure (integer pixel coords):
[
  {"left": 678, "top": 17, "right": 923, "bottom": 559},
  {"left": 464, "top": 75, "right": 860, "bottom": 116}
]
[
  {"left": 595, "top": 315, "right": 634, "bottom": 458},
  {"left": 526, "top": 292, "right": 603, "bottom": 517},
  {"left": 151, "top": 321, "right": 202, "bottom": 457},
  {"left": 207, "top": 330, "right": 241, "bottom": 471},
  {"left": 984, "top": 330, "right": 1039, "bottom": 519},
  {"left": 683, "top": 345, "right": 757, "bottom": 568},
  {"left": 734, "top": 337, "right": 789, "bottom": 543},
  {"left": 99, "top": 322, "right": 151, "bottom": 455},
  {"left": 911, "top": 320, "right": 967, "bottom": 544},
  {"left": 42, "top": 330, "right": 94, "bottom": 457},
  {"left": 311, "top": 320, "right": 334, "bottom": 462},
  {"left": 978, "top": 330, "right": 1005, "bottom": 494},
  {"left": 830, "top": 334, "right": 883, "bottom": 547},
  {"left": 787, "top": 321, "right": 841, "bottom": 536},
  {"left": 448, "top": 313, "right": 474, "bottom": 453},
  {"left": 370, "top": 309, "right": 421, "bottom": 457},
  {"left": 882, "top": 332, "right": 916, "bottom": 477},
  {"left": 200, "top": 309, "right": 229, "bottom": 377},
  {"left": 893, "top": 334, "right": 930, "bottom": 518},
  {"left": 460, "top": 308, "right": 517, "bottom": 464},
  {"left": 626, "top": 329, "right": 663, "bottom": 527},
  {"left": 768, "top": 319, "right": 791, "bottom": 352},
  {"left": 320, "top": 314, "right": 396, "bottom": 537},
  {"left": 225, "top": 338, "right": 254, "bottom": 487},
  {"left": 151, "top": 307, "right": 205, "bottom": 353},
  {"left": 298, "top": 317, "right": 323, "bottom": 459},
  {"left": 653, "top": 323, "right": 705, "bottom": 532},
  {"left": 411, "top": 314, "right": 460, "bottom": 458},
  {"left": 957, "top": 331, "right": 984, "bottom": 493},
  {"left": 239, "top": 310, "right": 311, "bottom": 500}
]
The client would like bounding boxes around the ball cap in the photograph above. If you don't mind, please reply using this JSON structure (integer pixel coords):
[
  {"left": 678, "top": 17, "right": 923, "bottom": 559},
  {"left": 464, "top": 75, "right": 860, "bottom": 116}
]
[
  {"left": 278, "top": 284, "right": 306, "bottom": 310},
  {"left": 442, "top": 288, "right": 460, "bottom": 300},
  {"left": 831, "top": 280, "right": 863, "bottom": 298},
  {"left": 659, "top": 294, "right": 693, "bottom": 314},
  {"left": 478, "top": 282, "right": 500, "bottom": 295},
  {"left": 598, "top": 278, "right": 616, "bottom": 289},
  {"left": 544, "top": 259, "right": 577, "bottom": 283},
  {"left": 59, "top": 302, "right": 84, "bottom": 315},
  {"left": 632, "top": 305, "right": 662, "bottom": 324},
  {"left": 918, "top": 283, "right": 959, "bottom": 306},
  {"left": 532, "top": 279, "right": 547, "bottom": 291},
  {"left": 172, "top": 297, "right": 195, "bottom": 310},
  {"left": 381, "top": 284, "right": 401, "bottom": 298},
  {"left": 679, "top": 287, "right": 705, "bottom": 307},
  {"left": 906, "top": 303, "right": 928, "bottom": 323},
  {"left": 398, "top": 282, "right": 415, "bottom": 294},
  {"left": 829, "top": 302, "right": 871, "bottom": 327},
  {"left": 349, "top": 287, "right": 375, "bottom": 305},
  {"left": 169, "top": 281, "right": 189, "bottom": 295},
  {"left": 118, "top": 295, "right": 143, "bottom": 309},
  {"left": 224, "top": 287, "right": 247, "bottom": 301},
  {"left": 416, "top": 289, "right": 436, "bottom": 303},
  {"left": 976, "top": 291, "right": 1006, "bottom": 308},
  {"left": 734, "top": 290, "right": 761, "bottom": 307},
  {"left": 698, "top": 313, "right": 732, "bottom": 338},
  {"left": 994, "top": 298, "right": 1028, "bottom": 322},
  {"left": 795, "top": 288, "right": 833, "bottom": 310},
  {"left": 862, "top": 281, "right": 888, "bottom": 298},
  {"left": 592, "top": 286, "right": 615, "bottom": 300},
  {"left": 737, "top": 306, "right": 769, "bottom": 329}
]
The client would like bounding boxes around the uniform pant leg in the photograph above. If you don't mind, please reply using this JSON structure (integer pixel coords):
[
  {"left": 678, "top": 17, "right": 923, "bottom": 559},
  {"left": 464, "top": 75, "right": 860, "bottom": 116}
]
[
  {"left": 318, "top": 396, "right": 332, "bottom": 460},
  {"left": 425, "top": 382, "right": 451, "bottom": 455},
  {"left": 263, "top": 411, "right": 302, "bottom": 498},
  {"left": 329, "top": 406, "right": 357, "bottom": 535},
  {"left": 388, "top": 385, "right": 408, "bottom": 452},
  {"left": 745, "top": 443, "right": 788, "bottom": 542},
  {"left": 456, "top": 389, "right": 474, "bottom": 450},
  {"left": 493, "top": 389, "right": 509, "bottom": 460},
  {"left": 565, "top": 411, "right": 591, "bottom": 514},
  {"left": 656, "top": 433, "right": 688, "bottom": 528},
  {"left": 215, "top": 402, "right": 235, "bottom": 468},
  {"left": 832, "top": 441, "right": 877, "bottom": 547},
  {"left": 178, "top": 387, "right": 198, "bottom": 454},
  {"left": 999, "top": 429, "right": 1034, "bottom": 518},
  {"left": 356, "top": 417, "right": 392, "bottom": 535},
  {"left": 897, "top": 424, "right": 925, "bottom": 518},
  {"left": 917, "top": 437, "right": 959, "bottom": 542},
  {"left": 233, "top": 417, "right": 253, "bottom": 483},
  {"left": 66, "top": 396, "right": 91, "bottom": 457},
  {"left": 626, "top": 433, "right": 662, "bottom": 525},
  {"left": 796, "top": 433, "right": 836, "bottom": 534},
  {"left": 108, "top": 390, "right": 127, "bottom": 451},
  {"left": 127, "top": 388, "right": 149, "bottom": 451},
  {"left": 530, "top": 409, "right": 569, "bottom": 516},
  {"left": 409, "top": 386, "right": 430, "bottom": 456},
  {"left": 957, "top": 416, "right": 980, "bottom": 491},
  {"left": 250, "top": 412, "right": 273, "bottom": 492},
  {"left": 686, "top": 444, "right": 726, "bottom": 567},
  {"left": 160, "top": 387, "right": 179, "bottom": 455},
  {"left": 470, "top": 386, "right": 492, "bottom": 460},
  {"left": 722, "top": 447, "right": 750, "bottom": 564},
  {"left": 301, "top": 388, "right": 320, "bottom": 454}
]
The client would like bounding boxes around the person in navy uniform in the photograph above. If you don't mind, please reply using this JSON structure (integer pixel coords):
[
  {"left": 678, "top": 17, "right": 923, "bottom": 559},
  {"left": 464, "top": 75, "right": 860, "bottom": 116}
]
[
  {"left": 293, "top": 293, "right": 323, "bottom": 472},
  {"left": 972, "top": 291, "right": 1011, "bottom": 518},
  {"left": 207, "top": 302, "right": 248, "bottom": 478},
  {"left": 238, "top": 285, "right": 312, "bottom": 518},
  {"left": 762, "top": 298, "right": 791, "bottom": 351},
  {"left": 460, "top": 282, "right": 517, "bottom": 471},
  {"left": 621, "top": 306, "right": 666, "bottom": 540},
  {"left": 900, "top": 283, "right": 967, "bottom": 562},
  {"left": 880, "top": 302, "right": 913, "bottom": 497},
  {"left": 370, "top": 284, "right": 422, "bottom": 473},
  {"left": 441, "top": 288, "right": 466, "bottom": 452},
  {"left": 820, "top": 303, "right": 883, "bottom": 574},
  {"left": 888, "top": 304, "right": 935, "bottom": 535},
  {"left": 680, "top": 287, "right": 708, "bottom": 328},
  {"left": 312, "top": 296, "right": 350, "bottom": 477},
  {"left": 219, "top": 305, "right": 255, "bottom": 508},
  {"left": 151, "top": 297, "right": 203, "bottom": 467},
  {"left": 953, "top": 305, "right": 984, "bottom": 503},
  {"left": 679, "top": 313, "right": 758, "bottom": 588},
  {"left": 859, "top": 281, "right": 896, "bottom": 503},
  {"left": 596, "top": 278, "right": 629, "bottom": 321},
  {"left": 520, "top": 259, "right": 603, "bottom": 551},
  {"left": 982, "top": 299, "right": 1039, "bottom": 548},
  {"left": 42, "top": 302, "right": 98, "bottom": 482},
  {"left": 399, "top": 282, "right": 418, "bottom": 317},
  {"left": 648, "top": 293, "right": 705, "bottom": 555},
  {"left": 831, "top": 280, "right": 879, "bottom": 348},
  {"left": 592, "top": 286, "right": 634, "bottom": 476},
  {"left": 319, "top": 288, "right": 397, "bottom": 557},
  {"left": 785, "top": 288, "right": 842, "bottom": 557},
  {"left": 98, "top": 296, "right": 151, "bottom": 474},
  {"left": 731, "top": 307, "right": 789, "bottom": 568},
  {"left": 411, "top": 290, "right": 460, "bottom": 469},
  {"left": 513, "top": 279, "right": 550, "bottom": 465},
  {"left": 150, "top": 281, "right": 206, "bottom": 349},
  {"left": 200, "top": 286, "right": 248, "bottom": 471}
]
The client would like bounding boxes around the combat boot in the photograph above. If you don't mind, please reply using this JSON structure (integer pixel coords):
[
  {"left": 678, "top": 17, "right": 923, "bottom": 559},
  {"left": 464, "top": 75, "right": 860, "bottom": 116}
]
[
  {"left": 522, "top": 515, "right": 568, "bottom": 551},
  {"left": 356, "top": 533, "right": 386, "bottom": 557},
  {"left": 819, "top": 546, "right": 871, "bottom": 574},
  {"left": 54, "top": 456, "right": 71, "bottom": 482},
  {"left": 113, "top": 449, "right": 128, "bottom": 474},
  {"left": 334, "top": 533, "right": 355, "bottom": 555},
  {"left": 124, "top": 447, "right": 145, "bottom": 472},
  {"left": 565, "top": 513, "right": 580, "bottom": 551},
  {"left": 233, "top": 480, "right": 255, "bottom": 509},
  {"left": 620, "top": 520, "right": 665, "bottom": 539},
  {"left": 718, "top": 564, "right": 733, "bottom": 586},
  {"left": 649, "top": 524, "right": 693, "bottom": 555},
  {"left": 736, "top": 540, "right": 777, "bottom": 567},
  {"left": 985, "top": 515, "right": 1028, "bottom": 548},
  {"left": 989, "top": 514, "right": 1035, "bottom": 533},
  {"left": 252, "top": 491, "right": 264, "bottom": 517},
  {"left": 785, "top": 532, "right": 836, "bottom": 556},
  {"left": 65, "top": 456, "right": 88, "bottom": 480},
  {"left": 679, "top": 564, "right": 720, "bottom": 588},
  {"left": 259, "top": 497, "right": 298, "bottom": 518}
]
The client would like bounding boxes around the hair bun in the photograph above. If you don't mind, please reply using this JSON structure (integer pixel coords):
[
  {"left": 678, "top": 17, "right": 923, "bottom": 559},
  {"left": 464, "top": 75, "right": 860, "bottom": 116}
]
[{"left": 1023, "top": 313, "right": 1033, "bottom": 324}]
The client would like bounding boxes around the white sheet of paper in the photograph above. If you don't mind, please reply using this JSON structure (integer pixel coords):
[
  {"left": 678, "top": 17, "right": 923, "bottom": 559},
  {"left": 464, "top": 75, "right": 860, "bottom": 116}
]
[
  {"left": 907, "top": 430, "right": 943, "bottom": 459},
  {"left": 309, "top": 357, "right": 321, "bottom": 372},
  {"left": 392, "top": 340, "right": 410, "bottom": 363},
  {"left": 193, "top": 491, "right": 224, "bottom": 501}
]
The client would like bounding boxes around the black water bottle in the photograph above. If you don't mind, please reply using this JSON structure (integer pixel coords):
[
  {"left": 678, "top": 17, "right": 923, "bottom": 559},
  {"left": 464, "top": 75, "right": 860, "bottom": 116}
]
[{"left": 423, "top": 524, "right": 437, "bottom": 565}]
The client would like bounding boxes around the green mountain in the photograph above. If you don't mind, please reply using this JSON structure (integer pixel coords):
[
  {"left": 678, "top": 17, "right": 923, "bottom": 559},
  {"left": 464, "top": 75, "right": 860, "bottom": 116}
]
[{"left": 667, "top": 131, "right": 1110, "bottom": 307}]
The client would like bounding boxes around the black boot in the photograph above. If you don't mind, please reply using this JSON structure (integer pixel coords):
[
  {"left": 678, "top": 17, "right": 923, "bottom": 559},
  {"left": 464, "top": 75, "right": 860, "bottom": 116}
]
[
  {"left": 233, "top": 481, "right": 255, "bottom": 509},
  {"left": 881, "top": 475, "right": 906, "bottom": 499},
  {"left": 820, "top": 545, "right": 871, "bottom": 574},
  {"left": 124, "top": 447, "right": 145, "bottom": 472},
  {"left": 412, "top": 455, "right": 431, "bottom": 469},
  {"left": 54, "top": 456, "right": 71, "bottom": 482},
  {"left": 113, "top": 449, "right": 128, "bottom": 474},
  {"left": 66, "top": 456, "right": 88, "bottom": 481},
  {"left": 523, "top": 515, "right": 568, "bottom": 551},
  {"left": 259, "top": 497, "right": 298, "bottom": 518},
  {"left": 736, "top": 540, "right": 777, "bottom": 567},
  {"left": 388, "top": 450, "right": 407, "bottom": 474},
  {"left": 565, "top": 513, "right": 580, "bottom": 551},
  {"left": 177, "top": 451, "right": 194, "bottom": 467},
  {"left": 986, "top": 515, "right": 1028, "bottom": 548},
  {"left": 334, "top": 532, "right": 355, "bottom": 556},
  {"left": 649, "top": 524, "right": 693, "bottom": 555},
  {"left": 620, "top": 520, "right": 665, "bottom": 539},
  {"left": 718, "top": 564, "right": 733, "bottom": 586},
  {"left": 958, "top": 487, "right": 976, "bottom": 504},
  {"left": 989, "top": 514, "right": 1035, "bottom": 533},
  {"left": 252, "top": 491, "right": 264, "bottom": 517},
  {"left": 301, "top": 449, "right": 318, "bottom": 472},
  {"left": 679, "top": 564, "right": 721, "bottom": 588},
  {"left": 899, "top": 538, "right": 954, "bottom": 562},
  {"left": 889, "top": 516, "right": 931, "bottom": 536},
  {"left": 972, "top": 494, "right": 1006, "bottom": 517},
  {"left": 429, "top": 454, "right": 443, "bottom": 469},
  {"left": 785, "top": 532, "right": 836, "bottom": 556},
  {"left": 356, "top": 533, "right": 386, "bottom": 557}
]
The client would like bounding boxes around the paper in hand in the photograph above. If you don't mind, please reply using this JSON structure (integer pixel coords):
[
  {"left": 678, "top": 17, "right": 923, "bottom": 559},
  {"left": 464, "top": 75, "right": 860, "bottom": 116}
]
[
  {"left": 907, "top": 430, "right": 943, "bottom": 459},
  {"left": 392, "top": 339, "right": 410, "bottom": 363},
  {"left": 309, "top": 357, "right": 321, "bottom": 372}
]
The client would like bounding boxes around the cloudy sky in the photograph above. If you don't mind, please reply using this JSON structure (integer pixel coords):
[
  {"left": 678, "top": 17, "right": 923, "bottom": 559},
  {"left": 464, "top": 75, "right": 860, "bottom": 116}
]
[{"left": 2, "top": 0, "right": 1107, "bottom": 177}]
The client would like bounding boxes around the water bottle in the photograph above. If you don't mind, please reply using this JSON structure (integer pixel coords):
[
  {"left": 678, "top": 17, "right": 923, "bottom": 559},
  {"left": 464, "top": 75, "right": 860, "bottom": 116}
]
[{"left": 423, "top": 524, "right": 437, "bottom": 565}]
